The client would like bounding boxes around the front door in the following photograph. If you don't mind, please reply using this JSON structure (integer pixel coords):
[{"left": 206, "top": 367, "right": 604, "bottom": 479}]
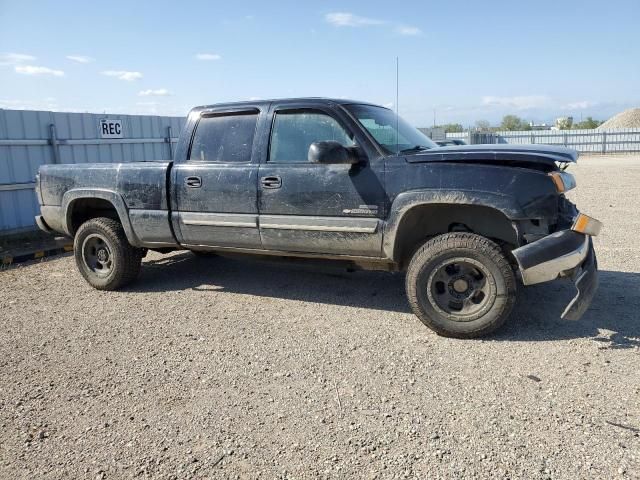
[
  {"left": 258, "top": 106, "right": 386, "bottom": 256},
  {"left": 174, "top": 109, "right": 262, "bottom": 248}
]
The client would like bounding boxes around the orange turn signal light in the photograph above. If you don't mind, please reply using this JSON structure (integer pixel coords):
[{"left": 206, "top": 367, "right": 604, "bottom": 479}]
[
  {"left": 548, "top": 171, "right": 576, "bottom": 193},
  {"left": 571, "top": 213, "right": 602, "bottom": 236},
  {"left": 550, "top": 173, "right": 565, "bottom": 192}
]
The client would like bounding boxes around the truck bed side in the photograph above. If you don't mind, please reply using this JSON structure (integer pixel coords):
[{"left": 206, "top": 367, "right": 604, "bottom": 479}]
[{"left": 38, "top": 161, "right": 178, "bottom": 247}]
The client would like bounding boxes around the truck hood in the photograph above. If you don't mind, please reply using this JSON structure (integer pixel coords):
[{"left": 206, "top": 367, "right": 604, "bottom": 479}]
[{"left": 406, "top": 144, "right": 578, "bottom": 169}]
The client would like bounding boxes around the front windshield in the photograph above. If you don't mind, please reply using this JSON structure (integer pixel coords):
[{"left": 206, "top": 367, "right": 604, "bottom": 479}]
[{"left": 345, "top": 104, "right": 437, "bottom": 154}]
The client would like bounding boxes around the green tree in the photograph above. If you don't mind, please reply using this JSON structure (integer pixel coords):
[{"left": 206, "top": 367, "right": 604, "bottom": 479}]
[
  {"left": 574, "top": 117, "right": 602, "bottom": 129},
  {"left": 500, "top": 115, "right": 529, "bottom": 131},
  {"left": 436, "top": 123, "right": 464, "bottom": 133},
  {"left": 475, "top": 120, "right": 491, "bottom": 131}
]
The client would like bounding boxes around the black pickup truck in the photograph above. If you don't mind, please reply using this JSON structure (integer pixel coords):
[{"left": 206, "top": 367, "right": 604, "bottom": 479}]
[{"left": 35, "top": 98, "right": 602, "bottom": 338}]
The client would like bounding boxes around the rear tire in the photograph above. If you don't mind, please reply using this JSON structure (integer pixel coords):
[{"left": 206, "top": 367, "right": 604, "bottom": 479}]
[
  {"left": 406, "top": 232, "right": 516, "bottom": 338},
  {"left": 74, "top": 217, "right": 143, "bottom": 290}
]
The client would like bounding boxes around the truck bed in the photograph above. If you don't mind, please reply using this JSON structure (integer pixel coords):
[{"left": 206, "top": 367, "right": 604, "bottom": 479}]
[{"left": 38, "top": 161, "right": 177, "bottom": 247}]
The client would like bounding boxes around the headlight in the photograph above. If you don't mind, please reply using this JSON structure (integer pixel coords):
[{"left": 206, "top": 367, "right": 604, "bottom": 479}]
[{"left": 548, "top": 171, "right": 576, "bottom": 193}]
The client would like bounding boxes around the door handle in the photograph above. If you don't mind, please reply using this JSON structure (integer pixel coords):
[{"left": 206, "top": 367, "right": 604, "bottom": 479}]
[
  {"left": 185, "top": 176, "right": 202, "bottom": 188},
  {"left": 261, "top": 175, "right": 282, "bottom": 189}
]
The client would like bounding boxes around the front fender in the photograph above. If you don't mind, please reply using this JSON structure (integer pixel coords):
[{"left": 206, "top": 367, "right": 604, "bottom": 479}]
[
  {"left": 61, "top": 188, "right": 141, "bottom": 246},
  {"left": 383, "top": 189, "right": 524, "bottom": 260}
]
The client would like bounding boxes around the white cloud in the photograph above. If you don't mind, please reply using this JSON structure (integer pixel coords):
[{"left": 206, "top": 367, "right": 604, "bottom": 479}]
[
  {"left": 325, "top": 13, "right": 422, "bottom": 37},
  {"left": 101, "top": 70, "right": 143, "bottom": 81},
  {"left": 0, "top": 99, "right": 27, "bottom": 108},
  {"left": 66, "top": 55, "right": 94, "bottom": 63},
  {"left": 0, "top": 97, "right": 59, "bottom": 110},
  {"left": 481, "top": 95, "right": 551, "bottom": 110},
  {"left": 138, "top": 88, "right": 172, "bottom": 97},
  {"left": 134, "top": 101, "right": 160, "bottom": 115},
  {"left": 396, "top": 25, "right": 422, "bottom": 36},
  {"left": 325, "top": 12, "right": 384, "bottom": 27},
  {"left": 196, "top": 53, "right": 222, "bottom": 61},
  {"left": 15, "top": 65, "right": 64, "bottom": 77},
  {"left": 0, "top": 52, "right": 36, "bottom": 66},
  {"left": 481, "top": 96, "right": 599, "bottom": 114},
  {"left": 563, "top": 100, "right": 597, "bottom": 110}
]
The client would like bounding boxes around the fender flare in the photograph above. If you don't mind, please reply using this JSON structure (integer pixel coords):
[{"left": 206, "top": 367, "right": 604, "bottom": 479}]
[
  {"left": 383, "top": 189, "right": 524, "bottom": 261},
  {"left": 61, "top": 188, "right": 141, "bottom": 247}
]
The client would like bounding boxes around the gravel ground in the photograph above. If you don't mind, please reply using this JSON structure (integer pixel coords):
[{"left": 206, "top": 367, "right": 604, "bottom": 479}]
[{"left": 1, "top": 155, "right": 639, "bottom": 479}]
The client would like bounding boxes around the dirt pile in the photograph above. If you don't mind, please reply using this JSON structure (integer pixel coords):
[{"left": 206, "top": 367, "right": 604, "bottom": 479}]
[{"left": 598, "top": 107, "right": 640, "bottom": 129}]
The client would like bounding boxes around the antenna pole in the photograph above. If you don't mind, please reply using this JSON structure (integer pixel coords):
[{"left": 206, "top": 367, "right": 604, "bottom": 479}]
[{"left": 396, "top": 56, "right": 399, "bottom": 154}]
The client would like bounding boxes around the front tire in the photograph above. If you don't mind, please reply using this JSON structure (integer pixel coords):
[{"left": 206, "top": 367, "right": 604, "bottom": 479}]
[
  {"left": 74, "top": 217, "right": 143, "bottom": 290},
  {"left": 406, "top": 233, "right": 516, "bottom": 338}
]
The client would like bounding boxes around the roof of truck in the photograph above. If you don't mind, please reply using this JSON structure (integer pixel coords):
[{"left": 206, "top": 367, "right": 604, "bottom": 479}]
[{"left": 191, "top": 97, "right": 385, "bottom": 112}]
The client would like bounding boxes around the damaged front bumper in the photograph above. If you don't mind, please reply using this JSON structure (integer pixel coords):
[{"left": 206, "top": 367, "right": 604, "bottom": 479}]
[{"left": 512, "top": 218, "right": 601, "bottom": 320}]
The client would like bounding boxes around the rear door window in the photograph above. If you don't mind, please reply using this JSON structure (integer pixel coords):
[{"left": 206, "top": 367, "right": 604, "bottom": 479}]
[{"left": 189, "top": 111, "right": 258, "bottom": 163}]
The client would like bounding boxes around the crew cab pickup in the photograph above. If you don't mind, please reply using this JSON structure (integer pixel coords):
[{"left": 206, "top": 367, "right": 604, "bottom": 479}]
[{"left": 35, "top": 98, "right": 602, "bottom": 338}]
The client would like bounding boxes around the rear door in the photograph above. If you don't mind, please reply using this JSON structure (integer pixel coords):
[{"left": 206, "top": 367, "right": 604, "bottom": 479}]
[
  {"left": 173, "top": 108, "right": 264, "bottom": 248},
  {"left": 257, "top": 103, "right": 387, "bottom": 256}
]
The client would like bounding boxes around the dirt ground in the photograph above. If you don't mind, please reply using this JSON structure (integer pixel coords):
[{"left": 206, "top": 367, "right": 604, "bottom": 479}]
[{"left": 1, "top": 155, "right": 639, "bottom": 479}]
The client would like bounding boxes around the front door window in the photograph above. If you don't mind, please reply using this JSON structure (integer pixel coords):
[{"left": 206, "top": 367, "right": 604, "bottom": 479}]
[{"left": 269, "top": 110, "right": 355, "bottom": 163}]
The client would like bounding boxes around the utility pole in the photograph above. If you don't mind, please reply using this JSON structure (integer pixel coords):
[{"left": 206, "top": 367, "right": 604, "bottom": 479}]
[{"left": 395, "top": 57, "right": 399, "bottom": 154}]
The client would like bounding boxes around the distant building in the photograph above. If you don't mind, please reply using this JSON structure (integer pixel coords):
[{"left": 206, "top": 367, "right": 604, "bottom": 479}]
[
  {"left": 529, "top": 121, "right": 553, "bottom": 131},
  {"left": 552, "top": 116, "right": 574, "bottom": 130}
]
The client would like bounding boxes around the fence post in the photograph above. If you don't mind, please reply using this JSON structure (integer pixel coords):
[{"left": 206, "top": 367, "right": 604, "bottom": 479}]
[
  {"left": 602, "top": 132, "right": 607, "bottom": 154},
  {"left": 563, "top": 132, "right": 568, "bottom": 147},
  {"left": 48, "top": 123, "right": 60, "bottom": 164},
  {"left": 530, "top": 132, "right": 535, "bottom": 144},
  {"left": 166, "top": 126, "right": 173, "bottom": 160}
]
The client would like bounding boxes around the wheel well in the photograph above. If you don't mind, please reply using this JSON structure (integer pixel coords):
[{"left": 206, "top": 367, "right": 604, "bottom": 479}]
[
  {"left": 68, "top": 198, "right": 120, "bottom": 235},
  {"left": 393, "top": 204, "right": 518, "bottom": 268}
]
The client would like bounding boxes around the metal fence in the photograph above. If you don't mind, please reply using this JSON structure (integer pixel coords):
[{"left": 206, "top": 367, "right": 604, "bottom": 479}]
[
  {"left": 0, "top": 109, "right": 185, "bottom": 235},
  {"left": 446, "top": 128, "right": 640, "bottom": 153}
]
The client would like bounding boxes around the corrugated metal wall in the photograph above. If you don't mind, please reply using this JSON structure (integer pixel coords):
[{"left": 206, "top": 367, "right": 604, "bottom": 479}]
[
  {"left": 418, "top": 127, "right": 446, "bottom": 141},
  {"left": 0, "top": 109, "right": 185, "bottom": 234},
  {"left": 446, "top": 128, "right": 640, "bottom": 153}
]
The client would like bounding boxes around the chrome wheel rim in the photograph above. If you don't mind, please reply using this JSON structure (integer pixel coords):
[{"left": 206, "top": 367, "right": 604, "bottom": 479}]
[
  {"left": 426, "top": 257, "right": 497, "bottom": 321},
  {"left": 82, "top": 234, "right": 113, "bottom": 277}
]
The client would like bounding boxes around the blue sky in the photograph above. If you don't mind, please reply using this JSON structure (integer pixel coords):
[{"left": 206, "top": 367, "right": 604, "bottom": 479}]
[{"left": 1, "top": 0, "right": 639, "bottom": 126}]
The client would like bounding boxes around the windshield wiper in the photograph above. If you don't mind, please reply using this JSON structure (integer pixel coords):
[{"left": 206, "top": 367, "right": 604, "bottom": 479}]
[{"left": 399, "top": 145, "right": 431, "bottom": 154}]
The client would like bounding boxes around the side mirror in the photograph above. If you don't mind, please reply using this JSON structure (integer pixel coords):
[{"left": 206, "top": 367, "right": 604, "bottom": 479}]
[{"left": 308, "top": 141, "right": 359, "bottom": 164}]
